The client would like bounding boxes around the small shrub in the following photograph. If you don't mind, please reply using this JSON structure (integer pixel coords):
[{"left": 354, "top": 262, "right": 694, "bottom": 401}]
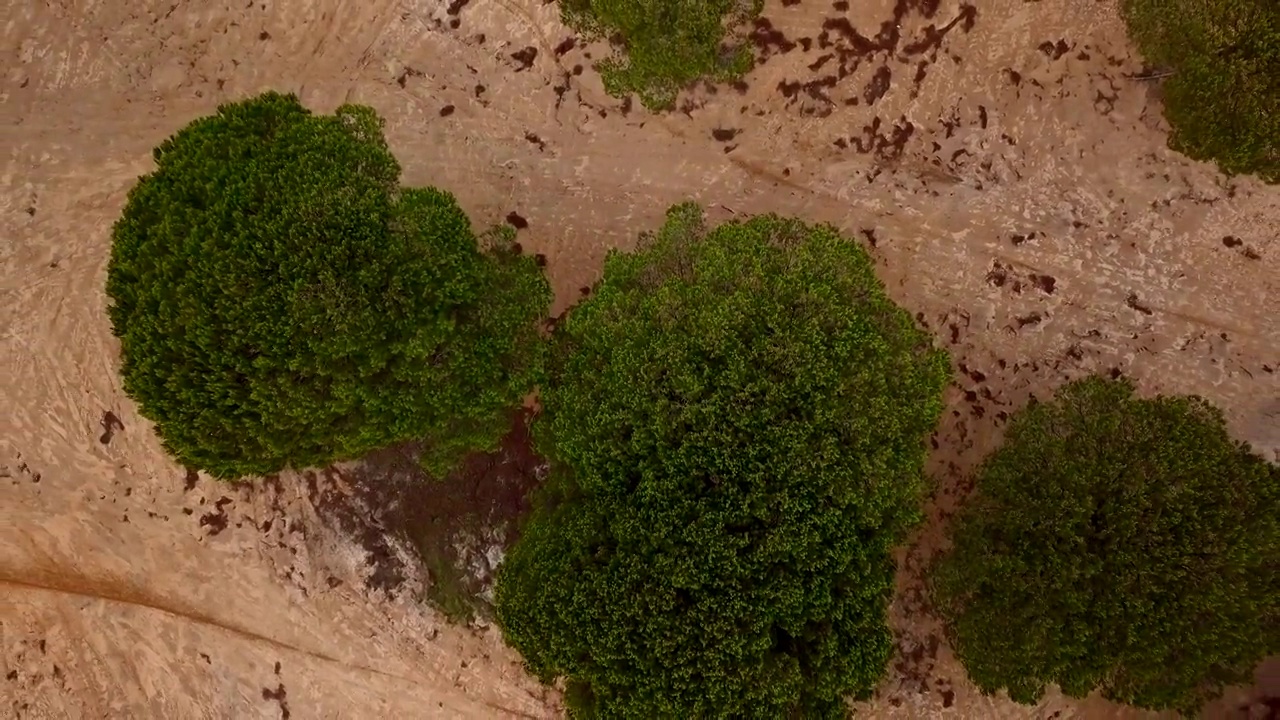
[
  {"left": 932, "top": 376, "right": 1280, "bottom": 714},
  {"left": 496, "top": 204, "right": 950, "bottom": 717},
  {"left": 106, "top": 92, "right": 550, "bottom": 479},
  {"left": 562, "top": 0, "right": 761, "bottom": 109},
  {"left": 1122, "top": 0, "right": 1280, "bottom": 182}
]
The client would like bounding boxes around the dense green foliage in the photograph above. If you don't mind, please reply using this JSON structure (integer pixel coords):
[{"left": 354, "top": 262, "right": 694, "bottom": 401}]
[
  {"left": 106, "top": 92, "right": 550, "bottom": 479},
  {"left": 932, "top": 377, "right": 1280, "bottom": 714},
  {"left": 496, "top": 204, "right": 950, "bottom": 718},
  {"left": 1121, "top": 0, "right": 1279, "bottom": 182},
  {"left": 562, "top": 0, "right": 760, "bottom": 109}
]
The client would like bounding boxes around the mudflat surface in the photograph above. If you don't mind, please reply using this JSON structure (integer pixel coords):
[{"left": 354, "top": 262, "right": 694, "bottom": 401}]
[{"left": 2, "top": 0, "right": 1277, "bottom": 717}]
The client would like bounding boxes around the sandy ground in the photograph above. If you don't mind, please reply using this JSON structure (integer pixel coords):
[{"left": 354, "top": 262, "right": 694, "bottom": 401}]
[{"left": 2, "top": 0, "right": 1278, "bottom": 717}]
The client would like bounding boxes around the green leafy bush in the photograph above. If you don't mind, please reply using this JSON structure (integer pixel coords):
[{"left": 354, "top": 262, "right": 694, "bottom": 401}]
[
  {"left": 495, "top": 204, "right": 950, "bottom": 718},
  {"left": 106, "top": 92, "right": 550, "bottom": 479},
  {"left": 1122, "top": 0, "right": 1280, "bottom": 182},
  {"left": 562, "top": 0, "right": 760, "bottom": 109},
  {"left": 932, "top": 376, "right": 1280, "bottom": 714}
]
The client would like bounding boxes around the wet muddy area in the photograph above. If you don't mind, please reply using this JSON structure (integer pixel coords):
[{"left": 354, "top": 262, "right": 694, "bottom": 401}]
[{"left": 306, "top": 410, "right": 546, "bottom": 621}]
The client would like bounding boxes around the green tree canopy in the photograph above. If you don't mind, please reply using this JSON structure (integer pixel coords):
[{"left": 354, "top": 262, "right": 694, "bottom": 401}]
[
  {"left": 495, "top": 204, "right": 950, "bottom": 718},
  {"left": 563, "top": 0, "right": 760, "bottom": 109},
  {"left": 932, "top": 377, "right": 1280, "bottom": 714},
  {"left": 1122, "top": 0, "right": 1279, "bottom": 182},
  {"left": 106, "top": 92, "right": 550, "bottom": 479}
]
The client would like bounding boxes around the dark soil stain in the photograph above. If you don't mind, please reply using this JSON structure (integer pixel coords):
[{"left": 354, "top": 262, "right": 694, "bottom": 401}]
[
  {"left": 1126, "top": 292, "right": 1154, "bottom": 315},
  {"left": 750, "top": 17, "right": 797, "bottom": 56},
  {"left": 1029, "top": 273, "right": 1056, "bottom": 294},
  {"left": 262, "top": 683, "right": 290, "bottom": 720},
  {"left": 1015, "top": 312, "right": 1043, "bottom": 329},
  {"left": 1222, "top": 235, "right": 1243, "bottom": 248},
  {"left": 1038, "top": 39, "right": 1072, "bottom": 60},
  {"left": 848, "top": 115, "right": 915, "bottom": 159},
  {"left": 510, "top": 46, "right": 538, "bottom": 71},
  {"left": 395, "top": 66, "right": 423, "bottom": 89},
  {"left": 183, "top": 467, "right": 199, "bottom": 492},
  {"left": 554, "top": 37, "right": 576, "bottom": 56},
  {"left": 711, "top": 127, "right": 740, "bottom": 142},
  {"left": 99, "top": 411, "right": 124, "bottom": 445},
  {"left": 505, "top": 211, "right": 529, "bottom": 230},
  {"left": 199, "top": 497, "right": 234, "bottom": 536},
  {"left": 523, "top": 131, "right": 545, "bottom": 151},
  {"left": 310, "top": 412, "right": 544, "bottom": 618},
  {"left": 446, "top": 0, "right": 469, "bottom": 15},
  {"left": 438, "top": 104, "right": 455, "bottom": 117},
  {"left": 863, "top": 65, "right": 892, "bottom": 104}
]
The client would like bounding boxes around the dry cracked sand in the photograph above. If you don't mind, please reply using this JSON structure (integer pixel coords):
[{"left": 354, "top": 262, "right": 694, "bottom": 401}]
[{"left": 2, "top": 0, "right": 1278, "bottom": 717}]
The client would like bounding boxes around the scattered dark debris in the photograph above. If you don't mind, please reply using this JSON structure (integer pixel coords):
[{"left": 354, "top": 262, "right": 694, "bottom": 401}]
[
  {"left": 941, "top": 688, "right": 955, "bottom": 707},
  {"left": 446, "top": 0, "right": 470, "bottom": 14},
  {"left": 860, "top": 228, "right": 879, "bottom": 248},
  {"left": 750, "top": 17, "right": 797, "bottom": 56},
  {"left": 99, "top": 411, "right": 124, "bottom": 445},
  {"left": 958, "top": 362, "right": 986, "bottom": 382},
  {"left": 1038, "top": 39, "right": 1071, "bottom": 60},
  {"left": 262, "top": 683, "right": 290, "bottom": 720},
  {"left": 1015, "top": 312, "right": 1043, "bottom": 329},
  {"left": 1243, "top": 247, "right": 1261, "bottom": 260},
  {"left": 554, "top": 37, "right": 576, "bottom": 56},
  {"left": 863, "top": 66, "right": 892, "bottom": 104},
  {"left": 199, "top": 497, "right": 234, "bottom": 536},
  {"left": 1125, "top": 292, "right": 1154, "bottom": 316},
  {"left": 1029, "top": 273, "right": 1056, "bottom": 294},
  {"left": 183, "top": 467, "right": 200, "bottom": 492},
  {"left": 258, "top": 30, "right": 271, "bottom": 41},
  {"left": 199, "top": 652, "right": 211, "bottom": 664},
  {"left": 1010, "top": 230, "right": 1039, "bottom": 246},
  {"left": 505, "top": 211, "right": 528, "bottom": 230},
  {"left": 1004, "top": 68, "right": 1022, "bottom": 86},
  {"left": 977, "top": 104, "right": 988, "bottom": 129},
  {"left": 523, "top": 131, "right": 545, "bottom": 151},
  {"left": 1109, "top": 367, "right": 1123, "bottom": 380},
  {"left": 711, "top": 127, "right": 740, "bottom": 142},
  {"left": 395, "top": 66, "right": 423, "bottom": 88}
]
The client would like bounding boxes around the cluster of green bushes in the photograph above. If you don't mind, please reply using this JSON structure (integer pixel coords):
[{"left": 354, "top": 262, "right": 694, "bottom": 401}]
[{"left": 110, "top": 94, "right": 1278, "bottom": 718}]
